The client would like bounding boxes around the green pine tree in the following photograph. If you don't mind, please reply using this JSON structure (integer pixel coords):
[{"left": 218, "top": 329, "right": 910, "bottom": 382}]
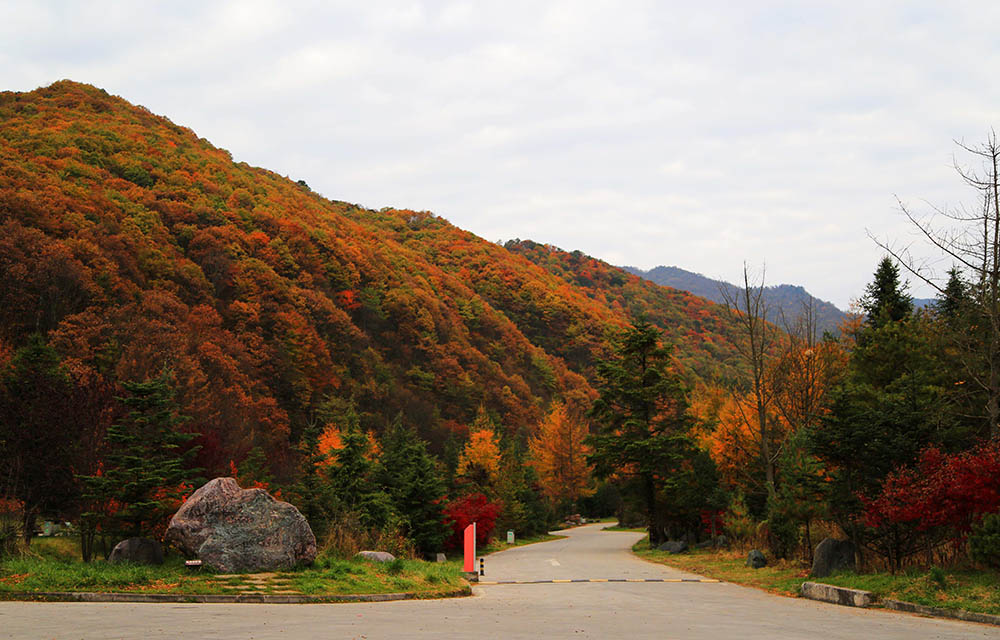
[
  {"left": 812, "top": 293, "right": 962, "bottom": 545},
  {"left": 587, "top": 320, "right": 700, "bottom": 546},
  {"left": 324, "top": 405, "right": 393, "bottom": 531},
  {"left": 80, "top": 370, "right": 199, "bottom": 555},
  {"left": 374, "top": 415, "right": 449, "bottom": 553},
  {"left": 493, "top": 433, "right": 552, "bottom": 539},
  {"left": 936, "top": 267, "right": 968, "bottom": 322},
  {"left": 860, "top": 257, "right": 913, "bottom": 329},
  {"left": 771, "top": 429, "right": 827, "bottom": 561},
  {"left": 290, "top": 418, "right": 335, "bottom": 539}
]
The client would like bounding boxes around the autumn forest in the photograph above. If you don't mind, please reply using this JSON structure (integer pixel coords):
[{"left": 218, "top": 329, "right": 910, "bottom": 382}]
[{"left": 3, "top": 81, "right": 1000, "bottom": 573}]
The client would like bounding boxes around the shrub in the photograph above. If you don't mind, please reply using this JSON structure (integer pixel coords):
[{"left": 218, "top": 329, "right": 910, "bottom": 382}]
[
  {"left": 860, "top": 441, "right": 1000, "bottom": 571},
  {"left": 861, "top": 441, "right": 1000, "bottom": 571},
  {"left": 320, "top": 511, "right": 415, "bottom": 559},
  {"left": 386, "top": 558, "right": 405, "bottom": 575},
  {"left": 863, "top": 442, "right": 1000, "bottom": 536},
  {"left": 0, "top": 498, "right": 23, "bottom": 559},
  {"left": 929, "top": 565, "right": 948, "bottom": 589},
  {"left": 723, "top": 492, "right": 756, "bottom": 544},
  {"left": 969, "top": 512, "right": 1000, "bottom": 569},
  {"left": 763, "top": 502, "right": 799, "bottom": 561},
  {"left": 442, "top": 493, "right": 502, "bottom": 550}
]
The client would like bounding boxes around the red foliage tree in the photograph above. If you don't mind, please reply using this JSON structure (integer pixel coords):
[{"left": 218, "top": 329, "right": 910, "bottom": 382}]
[
  {"left": 860, "top": 440, "right": 1000, "bottom": 570},
  {"left": 442, "top": 493, "right": 502, "bottom": 550}
]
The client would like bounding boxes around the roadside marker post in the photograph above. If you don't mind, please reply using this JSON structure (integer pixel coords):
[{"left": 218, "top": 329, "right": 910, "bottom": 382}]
[
  {"left": 479, "top": 557, "right": 484, "bottom": 576},
  {"left": 463, "top": 523, "right": 476, "bottom": 573}
]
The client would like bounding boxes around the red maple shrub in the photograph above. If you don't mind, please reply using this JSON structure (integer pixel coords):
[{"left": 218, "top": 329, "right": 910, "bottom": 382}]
[
  {"left": 442, "top": 493, "right": 502, "bottom": 550},
  {"left": 860, "top": 440, "right": 1000, "bottom": 570}
]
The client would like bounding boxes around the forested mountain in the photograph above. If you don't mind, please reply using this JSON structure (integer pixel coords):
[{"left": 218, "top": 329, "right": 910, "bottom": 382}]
[
  {"left": 623, "top": 265, "right": 848, "bottom": 336},
  {"left": 0, "top": 80, "right": 745, "bottom": 481},
  {"left": 504, "top": 241, "right": 743, "bottom": 383}
]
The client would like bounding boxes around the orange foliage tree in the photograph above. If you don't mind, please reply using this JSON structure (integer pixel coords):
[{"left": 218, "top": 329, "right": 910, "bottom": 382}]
[
  {"left": 529, "top": 402, "right": 593, "bottom": 507},
  {"left": 457, "top": 407, "right": 502, "bottom": 495},
  {"left": 705, "top": 302, "right": 847, "bottom": 503},
  {"left": 458, "top": 428, "right": 501, "bottom": 493}
]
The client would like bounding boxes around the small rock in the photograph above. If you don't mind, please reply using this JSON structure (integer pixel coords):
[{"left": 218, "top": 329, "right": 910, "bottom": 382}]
[
  {"left": 810, "top": 538, "right": 855, "bottom": 578},
  {"left": 746, "top": 549, "right": 767, "bottom": 569},
  {"left": 356, "top": 550, "right": 396, "bottom": 563},
  {"left": 694, "top": 536, "right": 727, "bottom": 550},
  {"left": 108, "top": 537, "right": 164, "bottom": 565},
  {"left": 657, "top": 540, "right": 688, "bottom": 554}
]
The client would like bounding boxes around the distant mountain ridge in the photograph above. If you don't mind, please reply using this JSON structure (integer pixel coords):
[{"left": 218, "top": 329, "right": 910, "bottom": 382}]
[{"left": 622, "top": 265, "right": 849, "bottom": 336}]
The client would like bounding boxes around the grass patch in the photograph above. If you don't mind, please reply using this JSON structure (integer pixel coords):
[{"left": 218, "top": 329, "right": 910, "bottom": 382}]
[
  {"left": 480, "top": 533, "right": 566, "bottom": 555},
  {"left": 602, "top": 524, "right": 647, "bottom": 532},
  {"left": 819, "top": 567, "right": 1000, "bottom": 615},
  {"left": 633, "top": 536, "right": 1000, "bottom": 615},
  {"left": 633, "top": 538, "right": 805, "bottom": 596},
  {"left": 0, "top": 537, "right": 467, "bottom": 598},
  {"left": 0, "top": 554, "right": 200, "bottom": 594},
  {"left": 290, "top": 557, "right": 466, "bottom": 597},
  {"left": 29, "top": 537, "right": 79, "bottom": 562}
]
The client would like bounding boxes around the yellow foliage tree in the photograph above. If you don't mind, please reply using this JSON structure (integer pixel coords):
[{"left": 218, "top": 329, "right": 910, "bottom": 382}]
[
  {"left": 529, "top": 402, "right": 593, "bottom": 505},
  {"left": 458, "top": 427, "right": 501, "bottom": 493}
]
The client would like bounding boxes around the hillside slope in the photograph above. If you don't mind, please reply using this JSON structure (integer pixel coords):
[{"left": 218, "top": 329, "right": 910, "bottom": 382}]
[
  {"left": 505, "top": 241, "right": 743, "bottom": 383},
  {"left": 0, "top": 81, "right": 746, "bottom": 478}
]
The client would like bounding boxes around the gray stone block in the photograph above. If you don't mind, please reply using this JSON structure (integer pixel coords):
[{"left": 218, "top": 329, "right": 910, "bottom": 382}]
[{"left": 800, "top": 581, "right": 873, "bottom": 607}]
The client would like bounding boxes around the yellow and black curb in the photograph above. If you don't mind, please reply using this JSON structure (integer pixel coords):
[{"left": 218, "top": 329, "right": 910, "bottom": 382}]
[{"left": 476, "top": 578, "right": 721, "bottom": 586}]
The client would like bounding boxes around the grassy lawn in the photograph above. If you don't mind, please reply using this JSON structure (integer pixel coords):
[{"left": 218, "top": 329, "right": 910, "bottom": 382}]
[
  {"left": 633, "top": 537, "right": 1000, "bottom": 615},
  {"left": 633, "top": 538, "right": 806, "bottom": 595},
  {"left": 0, "top": 537, "right": 468, "bottom": 598},
  {"left": 480, "top": 532, "right": 566, "bottom": 555}
]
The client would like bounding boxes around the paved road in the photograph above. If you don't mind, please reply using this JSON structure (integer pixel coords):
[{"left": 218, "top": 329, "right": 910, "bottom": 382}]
[{"left": 2, "top": 523, "right": 999, "bottom": 639}]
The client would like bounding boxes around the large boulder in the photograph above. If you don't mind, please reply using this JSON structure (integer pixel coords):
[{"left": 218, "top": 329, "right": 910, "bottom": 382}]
[
  {"left": 165, "top": 478, "right": 316, "bottom": 572},
  {"left": 810, "top": 538, "right": 855, "bottom": 578},
  {"left": 108, "top": 537, "right": 164, "bottom": 565}
]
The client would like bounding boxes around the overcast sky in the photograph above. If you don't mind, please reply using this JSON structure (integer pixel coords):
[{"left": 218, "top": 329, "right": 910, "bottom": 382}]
[{"left": 4, "top": 1, "right": 1000, "bottom": 308}]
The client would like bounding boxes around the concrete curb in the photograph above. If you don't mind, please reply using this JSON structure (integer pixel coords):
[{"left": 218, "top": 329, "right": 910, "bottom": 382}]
[
  {"left": 801, "top": 583, "right": 1000, "bottom": 627},
  {"left": 1, "top": 586, "right": 472, "bottom": 604},
  {"left": 883, "top": 598, "right": 1000, "bottom": 627},
  {"left": 800, "top": 581, "right": 873, "bottom": 607}
]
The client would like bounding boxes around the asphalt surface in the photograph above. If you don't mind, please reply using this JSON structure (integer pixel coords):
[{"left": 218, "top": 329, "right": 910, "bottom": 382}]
[{"left": 2, "top": 523, "right": 999, "bottom": 639}]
